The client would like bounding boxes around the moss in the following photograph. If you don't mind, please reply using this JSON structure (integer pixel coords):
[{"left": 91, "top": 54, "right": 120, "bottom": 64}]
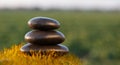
[{"left": 0, "top": 44, "right": 82, "bottom": 65}]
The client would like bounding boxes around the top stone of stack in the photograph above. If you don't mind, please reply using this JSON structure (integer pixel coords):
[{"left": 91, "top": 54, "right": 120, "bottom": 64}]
[{"left": 28, "top": 17, "right": 60, "bottom": 30}]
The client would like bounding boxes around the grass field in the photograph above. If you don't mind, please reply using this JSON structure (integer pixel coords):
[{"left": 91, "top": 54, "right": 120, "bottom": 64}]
[{"left": 0, "top": 11, "right": 120, "bottom": 65}]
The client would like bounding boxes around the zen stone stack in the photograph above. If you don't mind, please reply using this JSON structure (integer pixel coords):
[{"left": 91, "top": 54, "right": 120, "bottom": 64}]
[{"left": 20, "top": 17, "right": 69, "bottom": 55}]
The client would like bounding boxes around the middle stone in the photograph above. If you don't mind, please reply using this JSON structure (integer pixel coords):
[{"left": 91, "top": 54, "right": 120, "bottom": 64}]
[{"left": 25, "top": 30, "right": 65, "bottom": 45}]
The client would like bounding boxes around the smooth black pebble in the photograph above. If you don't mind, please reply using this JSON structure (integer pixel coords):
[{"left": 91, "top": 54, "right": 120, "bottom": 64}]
[
  {"left": 28, "top": 17, "right": 60, "bottom": 30},
  {"left": 20, "top": 43, "right": 69, "bottom": 55},
  {"left": 25, "top": 30, "right": 65, "bottom": 45}
]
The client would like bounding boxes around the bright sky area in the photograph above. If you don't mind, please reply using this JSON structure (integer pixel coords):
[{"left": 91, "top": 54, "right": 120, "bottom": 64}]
[{"left": 0, "top": 0, "right": 120, "bottom": 10}]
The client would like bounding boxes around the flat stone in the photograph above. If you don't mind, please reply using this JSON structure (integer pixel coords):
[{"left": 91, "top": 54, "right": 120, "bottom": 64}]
[
  {"left": 25, "top": 30, "right": 65, "bottom": 45},
  {"left": 28, "top": 17, "right": 60, "bottom": 30},
  {"left": 20, "top": 43, "right": 69, "bottom": 55}
]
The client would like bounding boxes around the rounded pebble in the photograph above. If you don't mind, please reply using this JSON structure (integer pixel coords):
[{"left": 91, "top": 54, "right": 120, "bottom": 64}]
[
  {"left": 25, "top": 30, "right": 65, "bottom": 45},
  {"left": 20, "top": 43, "right": 69, "bottom": 54},
  {"left": 28, "top": 17, "right": 60, "bottom": 30}
]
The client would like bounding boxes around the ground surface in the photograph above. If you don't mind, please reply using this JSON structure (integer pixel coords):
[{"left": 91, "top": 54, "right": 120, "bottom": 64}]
[{"left": 0, "top": 11, "right": 120, "bottom": 65}]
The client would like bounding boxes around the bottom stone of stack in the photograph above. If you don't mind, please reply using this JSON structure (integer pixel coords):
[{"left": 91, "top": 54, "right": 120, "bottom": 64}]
[{"left": 20, "top": 43, "right": 69, "bottom": 56}]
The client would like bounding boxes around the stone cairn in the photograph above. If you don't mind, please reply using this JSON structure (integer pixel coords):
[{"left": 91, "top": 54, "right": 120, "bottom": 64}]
[{"left": 20, "top": 17, "right": 69, "bottom": 56}]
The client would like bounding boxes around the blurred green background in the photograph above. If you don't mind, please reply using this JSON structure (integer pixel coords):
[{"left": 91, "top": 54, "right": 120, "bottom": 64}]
[{"left": 0, "top": 11, "right": 120, "bottom": 65}]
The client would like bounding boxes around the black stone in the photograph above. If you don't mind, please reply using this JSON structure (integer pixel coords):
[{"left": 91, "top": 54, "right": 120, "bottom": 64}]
[
  {"left": 25, "top": 30, "right": 65, "bottom": 45},
  {"left": 28, "top": 17, "right": 60, "bottom": 30},
  {"left": 20, "top": 43, "right": 69, "bottom": 54}
]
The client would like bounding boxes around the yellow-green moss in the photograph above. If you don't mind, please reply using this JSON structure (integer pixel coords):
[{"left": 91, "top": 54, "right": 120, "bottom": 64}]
[{"left": 0, "top": 44, "right": 82, "bottom": 65}]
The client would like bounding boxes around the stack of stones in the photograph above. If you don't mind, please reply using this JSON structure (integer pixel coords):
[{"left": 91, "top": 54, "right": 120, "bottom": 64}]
[{"left": 20, "top": 17, "right": 69, "bottom": 55}]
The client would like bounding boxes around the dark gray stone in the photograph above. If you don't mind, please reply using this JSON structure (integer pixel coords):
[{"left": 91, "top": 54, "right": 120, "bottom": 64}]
[
  {"left": 20, "top": 43, "right": 69, "bottom": 54},
  {"left": 25, "top": 30, "right": 65, "bottom": 45},
  {"left": 28, "top": 17, "right": 60, "bottom": 30}
]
